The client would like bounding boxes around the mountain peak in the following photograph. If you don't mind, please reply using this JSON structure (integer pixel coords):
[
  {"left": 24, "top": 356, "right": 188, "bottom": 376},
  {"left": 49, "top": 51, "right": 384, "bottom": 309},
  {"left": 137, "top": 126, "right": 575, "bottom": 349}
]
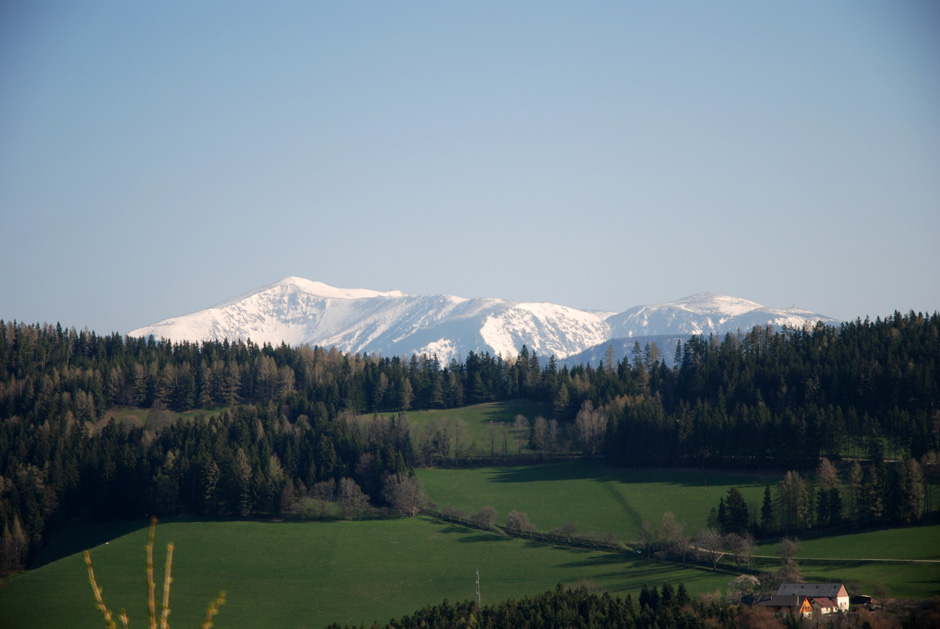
[
  {"left": 671, "top": 293, "right": 763, "bottom": 316},
  {"left": 605, "top": 292, "right": 839, "bottom": 339},
  {"left": 212, "top": 277, "right": 406, "bottom": 309},
  {"left": 273, "top": 277, "right": 406, "bottom": 300},
  {"left": 130, "top": 278, "right": 838, "bottom": 362}
]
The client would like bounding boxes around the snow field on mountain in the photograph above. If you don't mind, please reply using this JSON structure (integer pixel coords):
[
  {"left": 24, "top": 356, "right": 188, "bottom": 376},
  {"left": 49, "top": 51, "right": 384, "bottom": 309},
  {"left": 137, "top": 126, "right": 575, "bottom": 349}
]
[{"left": 129, "top": 277, "right": 838, "bottom": 362}]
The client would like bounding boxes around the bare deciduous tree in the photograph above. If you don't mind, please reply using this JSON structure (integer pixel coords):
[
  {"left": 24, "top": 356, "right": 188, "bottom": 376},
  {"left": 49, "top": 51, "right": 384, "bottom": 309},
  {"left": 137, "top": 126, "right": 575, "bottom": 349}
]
[
  {"left": 310, "top": 479, "right": 336, "bottom": 502},
  {"left": 421, "top": 417, "right": 452, "bottom": 463},
  {"left": 451, "top": 417, "right": 469, "bottom": 462},
  {"left": 506, "top": 510, "right": 535, "bottom": 535},
  {"left": 548, "top": 522, "right": 579, "bottom": 542},
  {"left": 657, "top": 511, "right": 689, "bottom": 564},
  {"left": 471, "top": 506, "right": 497, "bottom": 529},
  {"left": 531, "top": 416, "right": 549, "bottom": 457},
  {"left": 725, "top": 532, "right": 754, "bottom": 569},
  {"left": 382, "top": 473, "right": 432, "bottom": 516},
  {"left": 775, "top": 558, "right": 802, "bottom": 585},
  {"left": 485, "top": 421, "right": 498, "bottom": 457},
  {"left": 694, "top": 528, "right": 725, "bottom": 571},
  {"left": 548, "top": 419, "right": 560, "bottom": 453},
  {"left": 441, "top": 505, "right": 467, "bottom": 520},
  {"left": 779, "top": 536, "right": 801, "bottom": 562},
  {"left": 337, "top": 477, "right": 370, "bottom": 520},
  {"left": 574, "top": 401, "right": 608, "bottom": 455},
  {"left": 775, "top": 536, "right": 803, "bottom": 584},
  {"left": 512, "top": 415, "right": 530, "bottom": 454},
  {"left": 497, "top": 423, "right": 510, "bottom": 455}
]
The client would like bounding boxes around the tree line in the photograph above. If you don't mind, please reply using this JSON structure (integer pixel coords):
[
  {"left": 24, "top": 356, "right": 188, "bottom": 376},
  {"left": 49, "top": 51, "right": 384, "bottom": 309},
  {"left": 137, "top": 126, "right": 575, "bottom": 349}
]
[
  {"left": 325, "top": 582, "right": 736, "bottom": 629},
  {"left": 602, "top": 313, "right": 939, "bottom": 469},
  {"left": 1, "top": 313, "right": 937, "bottom": 456},
  {"left": 706, "top": 452, "right": 929, "bottom": 544},
  {"left": 0, "top": 402, "right": 419, "bottom": 576}
]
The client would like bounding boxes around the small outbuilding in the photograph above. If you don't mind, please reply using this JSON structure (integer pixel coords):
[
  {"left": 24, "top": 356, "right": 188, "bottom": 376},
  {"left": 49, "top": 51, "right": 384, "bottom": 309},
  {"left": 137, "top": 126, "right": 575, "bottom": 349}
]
[
  {"left": 756, "top": 595, "right": 806, "bottom": 616},
  {"left": 809, "top": 597, "right": 840, "bottom": 615}
]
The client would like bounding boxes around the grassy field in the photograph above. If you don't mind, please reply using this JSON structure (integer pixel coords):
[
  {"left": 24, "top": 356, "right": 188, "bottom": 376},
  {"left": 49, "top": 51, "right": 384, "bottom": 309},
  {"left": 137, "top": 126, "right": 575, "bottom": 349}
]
[
  {"left": 0, "top": 517, "right": 735, "bottom": 629},
  {"left": 757, "top": 523, "right": 940, "bottom": 561},
  {"left": 373, "top": 399, "right": 554, "bottom": 456},
  {"left": 418, "top": 460, "right": 775, "bottom": 541},
  {"left": 747, "top": 524, "right": 940, "bottom": 598},
  {"left": 417, "top": 462, "right": 940, "bottom": 599},
  {"left": 2, "top": 468, "right": 938, "bottom": 628}
]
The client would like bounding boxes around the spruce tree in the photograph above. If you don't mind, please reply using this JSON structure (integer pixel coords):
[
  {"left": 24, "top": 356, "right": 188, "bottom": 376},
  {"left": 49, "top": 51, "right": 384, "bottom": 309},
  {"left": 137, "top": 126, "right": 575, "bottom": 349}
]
[
  {"left": 760, "top": 485, "right": 775, "bottom": 533},
  {"left": 724, "top": 488, "right": 749, "bottom": 536}
]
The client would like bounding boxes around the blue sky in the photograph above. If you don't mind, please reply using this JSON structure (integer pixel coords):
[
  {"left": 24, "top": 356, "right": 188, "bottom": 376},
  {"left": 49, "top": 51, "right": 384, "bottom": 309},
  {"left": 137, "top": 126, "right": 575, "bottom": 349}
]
[{"left": 1, "top": 1, "right": 938, "bottom": 334}]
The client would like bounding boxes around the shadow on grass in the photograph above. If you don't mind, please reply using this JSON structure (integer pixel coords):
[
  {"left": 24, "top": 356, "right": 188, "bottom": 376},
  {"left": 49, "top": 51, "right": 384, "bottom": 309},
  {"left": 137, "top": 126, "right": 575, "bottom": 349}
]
[
  {"left": 434, "top": 522, "right": 507, "bottom": 544},
  {"left": 30, "top": 518, "right": 152, "bottom": 569},
  {"left": 31, "top": 514, "right": 297, "bottom": 570},
  {"left": 489, "top": 460, "right": 610, "bottom": 483},
  {"left": 560, "top": 553, "right": 628, "bottom": 569},
  {"left": 457, "top": 533, "right": 512, "bottom": 544},
  {"left": 468, "top": 400, "right": 555, "bottom": 427},
  {"left": 489, "top": 460, "right": 776, "bottom": 488}
]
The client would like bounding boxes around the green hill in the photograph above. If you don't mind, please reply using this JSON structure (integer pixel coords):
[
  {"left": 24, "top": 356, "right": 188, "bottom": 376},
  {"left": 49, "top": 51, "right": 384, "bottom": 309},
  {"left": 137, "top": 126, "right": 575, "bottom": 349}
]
[
  {"left": 0, "top": 518, "right": 734, "bottom": 629},
  {"left": 418, "top": 460, "right": 774, "bottom": 541}
]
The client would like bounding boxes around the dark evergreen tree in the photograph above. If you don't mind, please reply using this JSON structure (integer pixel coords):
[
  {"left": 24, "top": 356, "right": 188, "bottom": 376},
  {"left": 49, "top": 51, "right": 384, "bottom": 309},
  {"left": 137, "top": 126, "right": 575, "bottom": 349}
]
[
  {"left": 722, "top": 487, "right": 749, "bottom": 536},
  {"left": 760, "top": 485, "right": 775, "bottom": 533}
]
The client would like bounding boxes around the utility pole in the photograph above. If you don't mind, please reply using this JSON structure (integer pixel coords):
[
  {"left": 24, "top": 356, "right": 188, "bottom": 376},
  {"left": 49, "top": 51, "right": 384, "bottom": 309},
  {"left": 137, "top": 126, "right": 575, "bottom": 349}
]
[{"left": 476, "top": 568, "right": 481, "bottom": 606}]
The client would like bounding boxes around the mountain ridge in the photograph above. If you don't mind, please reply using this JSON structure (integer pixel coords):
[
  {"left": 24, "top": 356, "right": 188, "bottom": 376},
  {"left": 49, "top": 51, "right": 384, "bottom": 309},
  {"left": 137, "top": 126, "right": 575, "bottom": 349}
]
[{"left": 130, "top": 277, "right": 839, "bottom": 362}]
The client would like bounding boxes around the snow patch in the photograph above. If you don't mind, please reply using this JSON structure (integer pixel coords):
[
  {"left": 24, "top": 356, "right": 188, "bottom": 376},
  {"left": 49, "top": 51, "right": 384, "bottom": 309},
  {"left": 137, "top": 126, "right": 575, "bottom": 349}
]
[
  {"left": 419, "top": 339, "right": 458, "bottom": 362},
  {"left": 480, "top": 314, "right": 521, "bottom": 358}
]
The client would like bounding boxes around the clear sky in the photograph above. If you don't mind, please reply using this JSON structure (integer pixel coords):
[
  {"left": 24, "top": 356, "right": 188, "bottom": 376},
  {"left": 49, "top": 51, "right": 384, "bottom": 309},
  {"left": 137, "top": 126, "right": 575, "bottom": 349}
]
[{"left": 2, "top": 1, "right": 938, "bottom": 334}]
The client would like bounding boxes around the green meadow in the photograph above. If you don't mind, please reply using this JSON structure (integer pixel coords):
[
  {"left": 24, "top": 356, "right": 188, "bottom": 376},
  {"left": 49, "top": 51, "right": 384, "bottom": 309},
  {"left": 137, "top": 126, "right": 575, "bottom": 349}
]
[
  {"left": 0, "top": 518, "right": 734, "bottom": 629},
  {"left": 418, "top": 460, "right": 774, "bottom": 541},
  {"left": 416, "top": 462, "right": 939, "bottom": 598},
  {"left": 378, "top": 399, "right": 554, "bottom": 455},
  {"left": 2, "top": 465, "right": 938, "bottom": 629},
  {"left": 757, "top": 524, "right": 940, "bottom": 562}
]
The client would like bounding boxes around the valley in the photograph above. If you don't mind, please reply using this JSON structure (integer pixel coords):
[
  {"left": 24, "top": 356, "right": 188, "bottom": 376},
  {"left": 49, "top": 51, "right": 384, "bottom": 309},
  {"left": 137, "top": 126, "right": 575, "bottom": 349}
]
[
  {"left": 1, "top": 462, "right": 937, "bottom": 628},
  {"left": 1, "top": 312, "right": 937, "bottom": 627}
]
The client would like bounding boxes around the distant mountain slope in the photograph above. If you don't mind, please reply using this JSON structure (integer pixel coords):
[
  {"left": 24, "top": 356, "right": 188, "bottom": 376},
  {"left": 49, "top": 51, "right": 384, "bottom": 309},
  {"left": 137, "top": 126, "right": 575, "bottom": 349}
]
[
  {"left": 605, "top": 292, "right": 839, "bottom": 338},
  {"left": 560, "top": 335, "right": 689, "bottom": 370},
  {"left": 129, "top": 277, "right": 838, "bottom": 363}
]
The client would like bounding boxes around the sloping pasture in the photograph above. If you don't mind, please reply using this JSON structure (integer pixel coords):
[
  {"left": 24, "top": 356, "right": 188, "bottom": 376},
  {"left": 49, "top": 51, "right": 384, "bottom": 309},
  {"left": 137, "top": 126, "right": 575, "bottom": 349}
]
[
  {"left": 0, "top": 517, "right": 733, "bottom": 629},
  {"left": 375, "top": 399, "right": 554, "bottom": 457},
  {"left": 418, "top": 460, "right": 774, "bottom": 541}
]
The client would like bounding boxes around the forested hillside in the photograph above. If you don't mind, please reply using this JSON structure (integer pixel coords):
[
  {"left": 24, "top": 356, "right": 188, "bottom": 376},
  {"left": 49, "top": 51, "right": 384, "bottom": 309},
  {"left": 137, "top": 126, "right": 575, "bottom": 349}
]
[{"left": 1, "top": 312, "right": 937, "bottom": 576}]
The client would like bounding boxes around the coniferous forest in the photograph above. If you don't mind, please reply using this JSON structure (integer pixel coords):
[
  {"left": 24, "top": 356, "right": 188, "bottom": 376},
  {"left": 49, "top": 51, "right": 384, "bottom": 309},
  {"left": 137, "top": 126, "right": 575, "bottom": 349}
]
[
  {"left": 327, "top": 583, "right": 720, "bottom": 629},
  {"left": 0, "top": 311, "right": 937, "bottom": 576}
]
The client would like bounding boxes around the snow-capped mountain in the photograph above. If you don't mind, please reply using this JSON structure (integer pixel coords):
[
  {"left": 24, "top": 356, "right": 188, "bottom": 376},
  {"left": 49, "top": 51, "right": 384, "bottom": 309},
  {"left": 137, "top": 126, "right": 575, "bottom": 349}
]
[
  {"left": 606, "top": 292, "right": 838, "bottom": 338},
  {"left": 129, "top": 278, "right": 838, "bottom": 363}
]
